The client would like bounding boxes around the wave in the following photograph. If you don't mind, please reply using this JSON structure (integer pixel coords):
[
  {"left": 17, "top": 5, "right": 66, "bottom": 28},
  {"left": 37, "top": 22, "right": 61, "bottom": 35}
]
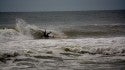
[
  {"left": 0, "top": 37, "right": 125, "bottom": 56},
  {"left": 0, "top": 18, "right": 66, "bottom": 43},
  {"left": 15, "top": 18, "right": 46, "bottom": 39},
  {"left": 63, "top": 30, "right": 125, "bottom": 38},
  {"left": 0, "top": 18, "right": 125, "bottom": 42},
  {"left": 0, "top": 25, "right": 125, "bottom": 69},
  {"left": 62, "top": 24, "right": 125, "bottom": 38}
]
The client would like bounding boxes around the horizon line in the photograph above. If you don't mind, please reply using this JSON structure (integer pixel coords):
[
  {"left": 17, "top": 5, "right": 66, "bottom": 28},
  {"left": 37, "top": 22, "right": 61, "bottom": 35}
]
[{"left": 0, "top": 9, "right": 125, "bottom": 12}]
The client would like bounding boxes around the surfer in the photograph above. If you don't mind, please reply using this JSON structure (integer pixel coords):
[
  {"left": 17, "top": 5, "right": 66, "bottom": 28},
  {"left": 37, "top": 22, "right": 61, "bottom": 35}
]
[{"left": 43, "top": 29, "right": 52, "bottom": 39}]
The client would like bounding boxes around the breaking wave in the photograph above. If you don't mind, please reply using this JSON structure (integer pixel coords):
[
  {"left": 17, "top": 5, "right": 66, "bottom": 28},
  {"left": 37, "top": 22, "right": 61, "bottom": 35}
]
[
  {"left": 0, "top": 20, "right": 125, "bottom": 70},
  {"left": 1, "top": 19, "right": 124, "bottom": 56},
  {"left": 0, "top": 18, "right": 66, "bottom": 43}
]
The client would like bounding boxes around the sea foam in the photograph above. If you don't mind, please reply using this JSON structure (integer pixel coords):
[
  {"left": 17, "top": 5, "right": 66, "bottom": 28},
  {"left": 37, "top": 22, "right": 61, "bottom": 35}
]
[{"left": 0, "top": 18, "right": 66, "bottom": 43}]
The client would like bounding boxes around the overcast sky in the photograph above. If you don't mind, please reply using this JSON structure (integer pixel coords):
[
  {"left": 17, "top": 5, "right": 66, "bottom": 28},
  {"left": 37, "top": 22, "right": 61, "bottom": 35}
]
[{"left": 0, "top": 0, "right": 125, "bottom": 12}]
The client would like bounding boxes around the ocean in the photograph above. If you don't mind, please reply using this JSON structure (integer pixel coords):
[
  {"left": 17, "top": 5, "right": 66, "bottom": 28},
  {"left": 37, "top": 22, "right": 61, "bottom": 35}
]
[{"left": 0, "top": 10, "right": 125, "bottom": 70}]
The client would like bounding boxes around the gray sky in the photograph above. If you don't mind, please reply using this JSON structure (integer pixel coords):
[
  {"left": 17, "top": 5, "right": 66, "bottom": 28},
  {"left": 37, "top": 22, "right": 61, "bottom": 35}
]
[{"left": 0, "top": 0, "right": 125, "bottom": 12}]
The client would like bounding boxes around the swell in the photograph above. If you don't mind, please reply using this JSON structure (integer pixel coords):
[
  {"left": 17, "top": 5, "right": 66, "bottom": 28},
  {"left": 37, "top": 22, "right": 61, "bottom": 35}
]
[
  {"left": 62, "top": 25, "right": 125, "bottom": 38},
  {"left": 63, "top": 30, "right": 125, "bottom": 38}
]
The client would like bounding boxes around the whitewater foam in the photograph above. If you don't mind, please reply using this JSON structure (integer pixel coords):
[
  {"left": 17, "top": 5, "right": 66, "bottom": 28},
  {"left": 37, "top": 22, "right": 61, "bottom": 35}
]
[
  {"left": 0, "top": 37, "right": 125, "bottom": 55},
  {"left": 0, "top": 19, "right": 125, "bottom": 56},
  {"left": 0, "top": 18, "right": 67, "bottom": 43},
  {"left": 0, "top": 36, "right": 125, "bottom": 69},
  {"left": 0, "top": 20, "right": 125, "bottom": 70},
  {"left": 0, "top": 11, "right": 125, "bottom": 70}
]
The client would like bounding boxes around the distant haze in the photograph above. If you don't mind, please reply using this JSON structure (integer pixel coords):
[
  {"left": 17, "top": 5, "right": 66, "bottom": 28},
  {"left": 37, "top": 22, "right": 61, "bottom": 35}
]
[{"left": 0, "top": 0, "right": 125, "bottom": 12}]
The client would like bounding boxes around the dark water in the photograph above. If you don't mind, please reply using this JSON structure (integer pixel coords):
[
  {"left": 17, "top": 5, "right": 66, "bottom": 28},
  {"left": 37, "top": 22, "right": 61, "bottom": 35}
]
[
  {"left": 0, "top": 10, "right": 125, "bottom": 38},
  {"left": 0, "top": 10, "right": 125, "bottom": 25}
]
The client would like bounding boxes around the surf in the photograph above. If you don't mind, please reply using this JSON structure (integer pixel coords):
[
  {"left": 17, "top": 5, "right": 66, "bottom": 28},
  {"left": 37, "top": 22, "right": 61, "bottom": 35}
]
[{"left": 0, "top": 18, "right": 67, "bottom": 43}]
